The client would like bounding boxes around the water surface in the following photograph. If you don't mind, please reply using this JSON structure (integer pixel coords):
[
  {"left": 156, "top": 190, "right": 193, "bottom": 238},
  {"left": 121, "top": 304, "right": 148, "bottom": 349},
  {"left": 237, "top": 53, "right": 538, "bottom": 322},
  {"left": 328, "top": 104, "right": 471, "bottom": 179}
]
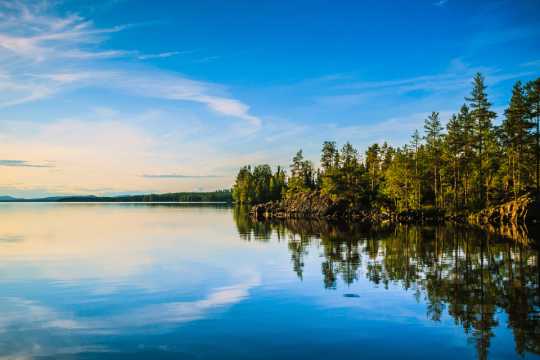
[{"left": 0, "top": 203, "right": 538, "bottom": 359}]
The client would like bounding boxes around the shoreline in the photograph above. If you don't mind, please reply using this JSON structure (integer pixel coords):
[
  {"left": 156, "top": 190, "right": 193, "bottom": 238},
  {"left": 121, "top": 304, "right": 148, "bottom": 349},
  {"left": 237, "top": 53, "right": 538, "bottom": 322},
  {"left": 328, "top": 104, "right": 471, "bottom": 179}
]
[{"left": 246, "top": 190, "right": 540, "bottom": 227}]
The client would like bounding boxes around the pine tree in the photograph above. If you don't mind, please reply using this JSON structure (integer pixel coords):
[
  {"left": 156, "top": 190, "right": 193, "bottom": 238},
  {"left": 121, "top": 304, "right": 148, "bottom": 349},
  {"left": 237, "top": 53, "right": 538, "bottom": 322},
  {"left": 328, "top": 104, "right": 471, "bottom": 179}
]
[
  {"left": 458, "top": 104, "right": 474, "bottom": 205},
  {"left": 365, "top": 143, "right": 380, "bottom": 192},
  {"left": 444, "top": 114, "right": 463, "bottom": 209},
  {"left": 410, "top": 130, "right": 422, "bottom": 208},
  {"left": 503, "top": 81, "right": 533, "bottom": 199},
  {"left": 465, "top": 73, "right": 497, "bottom": 207},
  {"left": 423, "top": 111, "right": 443, "bottom": 207},
  {"left": 320, "top": 141, "right": 338, "bottom": 172},
  {"left": 525, "top": 78, "right": 540, "bottom": 188},
  {"left": 287, "top": 150, "right": 311, "bottom": 197},
  {"left": 341, "top": 141, "right": 359, "bottom": 167}
]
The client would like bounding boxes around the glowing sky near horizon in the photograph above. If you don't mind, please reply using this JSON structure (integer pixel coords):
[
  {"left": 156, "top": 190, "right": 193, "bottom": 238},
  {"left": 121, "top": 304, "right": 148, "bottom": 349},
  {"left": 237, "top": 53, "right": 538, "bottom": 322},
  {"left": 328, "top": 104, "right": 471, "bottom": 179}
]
[{"left": 0, "top": 0, "right": 539, "bottom": 198}]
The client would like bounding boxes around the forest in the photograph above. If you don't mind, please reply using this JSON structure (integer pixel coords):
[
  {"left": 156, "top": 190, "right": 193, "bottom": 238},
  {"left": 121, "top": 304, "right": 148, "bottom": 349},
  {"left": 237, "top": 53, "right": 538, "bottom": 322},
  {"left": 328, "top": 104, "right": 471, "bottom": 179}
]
[
  {"left": 58, "top": 190, "right": 233, "bottom": 202},
  {"left": 233, "top": 73, "right": 540, "bottom": 213}
]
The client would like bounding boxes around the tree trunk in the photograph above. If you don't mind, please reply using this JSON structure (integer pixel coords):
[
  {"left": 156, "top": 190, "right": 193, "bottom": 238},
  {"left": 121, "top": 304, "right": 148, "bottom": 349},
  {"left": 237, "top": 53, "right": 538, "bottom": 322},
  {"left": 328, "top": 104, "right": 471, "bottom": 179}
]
[
  {"left": 434, "top": 164, "right": 437, "bottom": 207},
  {"left": 479, "top": 126, "right": 484, "bottom": 206},
  {"left": 537, "top": 104, "right": 539, "bottom": 189},
  {"left": 454, "top": 155, "right": 458, "bottom": 209},
  {"left": 513, "top": 154, "right": 517, "bottom": 201}
]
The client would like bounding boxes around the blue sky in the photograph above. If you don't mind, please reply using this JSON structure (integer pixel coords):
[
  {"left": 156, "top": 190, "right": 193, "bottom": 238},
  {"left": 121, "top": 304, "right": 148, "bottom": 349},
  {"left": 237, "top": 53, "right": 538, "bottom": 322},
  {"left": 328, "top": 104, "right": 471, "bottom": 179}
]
[{"left": 0, "top": 0, "right": 539, "bottom": 198}]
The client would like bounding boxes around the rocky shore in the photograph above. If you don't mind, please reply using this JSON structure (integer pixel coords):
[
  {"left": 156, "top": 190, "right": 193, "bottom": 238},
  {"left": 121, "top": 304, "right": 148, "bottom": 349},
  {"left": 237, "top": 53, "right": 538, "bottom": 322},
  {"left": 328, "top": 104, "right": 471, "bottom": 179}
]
[
  {"left": 476, "top": 190, "right": 540, "bottom": 225},
  {"left": 248, "top": 190, "right": 540, "bottom": 225},
  {"left": 247, "top": 191, "right": 468, "bottom": 222}
]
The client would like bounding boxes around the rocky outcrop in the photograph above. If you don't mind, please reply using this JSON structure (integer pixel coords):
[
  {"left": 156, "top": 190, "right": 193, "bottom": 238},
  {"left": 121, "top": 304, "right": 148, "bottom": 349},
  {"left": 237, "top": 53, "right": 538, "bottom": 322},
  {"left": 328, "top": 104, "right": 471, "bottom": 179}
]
[
  {"left": 247, "top": 191, "right": 452, "bottom": 222},
  {"left": 248, "top": 191, "right": 350, "bottom": 218},
  {"left": 477, "top": 191, "right": 540, "bottom": 225}
]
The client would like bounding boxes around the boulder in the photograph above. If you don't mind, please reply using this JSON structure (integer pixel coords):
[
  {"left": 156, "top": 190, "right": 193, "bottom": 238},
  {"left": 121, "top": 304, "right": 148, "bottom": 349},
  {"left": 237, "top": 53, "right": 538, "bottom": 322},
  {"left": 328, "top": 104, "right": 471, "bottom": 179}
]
[
  {"left": 247, "top": 191, "right": 448, "bottom": 222},
  {"left": 477, "top": 190, "right": 540, "bottom": 225},
  {"left": 247, "top": 191, "right": 350, "bottom": 218}
]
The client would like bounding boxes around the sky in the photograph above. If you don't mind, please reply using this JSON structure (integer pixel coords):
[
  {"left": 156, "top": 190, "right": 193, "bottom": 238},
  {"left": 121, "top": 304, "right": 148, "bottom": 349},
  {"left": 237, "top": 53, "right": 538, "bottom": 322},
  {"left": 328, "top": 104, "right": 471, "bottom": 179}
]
[{"left": 0, "top": 0, "right": 539, "bottom": 198}]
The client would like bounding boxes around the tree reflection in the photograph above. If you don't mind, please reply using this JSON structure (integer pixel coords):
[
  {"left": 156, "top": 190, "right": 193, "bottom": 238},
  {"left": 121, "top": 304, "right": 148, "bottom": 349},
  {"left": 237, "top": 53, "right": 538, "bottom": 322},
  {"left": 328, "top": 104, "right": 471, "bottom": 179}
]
[{"left": 234, "top": 208, "right": 540, "bottom": 359}]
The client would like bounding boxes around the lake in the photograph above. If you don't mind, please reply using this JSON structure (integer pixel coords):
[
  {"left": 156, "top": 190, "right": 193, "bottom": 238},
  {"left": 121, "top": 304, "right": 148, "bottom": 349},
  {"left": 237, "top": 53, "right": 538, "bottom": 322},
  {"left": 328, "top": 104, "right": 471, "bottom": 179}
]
[{"left": 0, "top": 203, "right": 538, "bottom": 359}]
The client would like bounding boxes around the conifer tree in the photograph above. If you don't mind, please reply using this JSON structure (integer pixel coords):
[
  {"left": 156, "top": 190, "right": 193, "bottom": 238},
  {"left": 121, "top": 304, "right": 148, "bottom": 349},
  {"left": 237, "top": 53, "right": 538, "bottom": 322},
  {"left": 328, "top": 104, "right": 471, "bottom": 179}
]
[
  {"left": 341, "top": 141, "right": 359, "bottom": 167},
  {"left": 423, "top": 111, "right": 443, "bottom": 207},
  {"left": 444, "top": 114, "right": 463, "bottom": 208},
  {"left": 525, "top": 78, "right": 540, "bottom": 188},
  {"left": 458, "top": 104, "right": 474, "bottom": 204},
  {"left": 465, "top": 73, "right": 497, "bottom": 206},
  {"left": 365, "top": 143, "right": 380, "bottom": 192},
  {"left": 321, "top": 141, "right": 338, "bottom": 172},
  {"left": 287, "top": 150, "right": 312, "bottom": 197},
  {"left": 410, "top": 130, "right": 422, "bottom": 207},
  {"left": 503, "top": 81, "right": 533, "bottom": 199}
]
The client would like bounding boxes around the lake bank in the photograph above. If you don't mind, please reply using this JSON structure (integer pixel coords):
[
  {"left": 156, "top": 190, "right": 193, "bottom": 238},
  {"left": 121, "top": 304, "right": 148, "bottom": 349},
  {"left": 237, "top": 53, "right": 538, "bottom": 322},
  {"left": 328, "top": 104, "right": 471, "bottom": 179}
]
[{"left": 247, "top": 190, "right": 540, "bottom": 226}]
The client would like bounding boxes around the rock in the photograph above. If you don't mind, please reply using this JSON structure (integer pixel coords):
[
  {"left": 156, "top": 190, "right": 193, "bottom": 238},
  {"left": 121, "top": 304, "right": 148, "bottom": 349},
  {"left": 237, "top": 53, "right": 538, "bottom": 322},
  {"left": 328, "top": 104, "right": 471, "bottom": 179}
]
[
  {"left": 477, "top": 190, "right": 540, "bottom": 225},
  {"left": 247, "top": 191, "right": 448, "bottom": 222},
  {"left": 247, "top": 191, "right": 350, "bottom": 218}
]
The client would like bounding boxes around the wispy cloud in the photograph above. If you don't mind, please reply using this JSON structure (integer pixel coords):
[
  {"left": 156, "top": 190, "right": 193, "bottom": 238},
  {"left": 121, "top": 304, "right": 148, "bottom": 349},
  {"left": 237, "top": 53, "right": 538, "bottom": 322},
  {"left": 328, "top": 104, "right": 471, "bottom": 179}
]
[
  {"left": 520, "top": 60, "right": 540, "bottom": 67},
  {"left": 305, "top": 59, "right": 534, "bottom": 108},
  {"left": 434, "top": 0, "right": 448, "bottom": 7},
  {"left": 0, "top": 1, "right": 261, "bottom": 132},
  {"left": 138, "top": 51, "right": 187, "bottom": 59},
  {"left": 0, "top": 159, "right": 54, "bottom": 167},
  {"left": 140, "top": 174, "right": 223, "bottom": 178}
]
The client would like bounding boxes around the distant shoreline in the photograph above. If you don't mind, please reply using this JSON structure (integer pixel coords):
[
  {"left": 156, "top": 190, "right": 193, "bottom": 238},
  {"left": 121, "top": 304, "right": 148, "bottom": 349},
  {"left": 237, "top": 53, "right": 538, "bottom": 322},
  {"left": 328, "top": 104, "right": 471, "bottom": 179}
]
[
  {"left": 0, "top": 201, "right": 234, "bottom": 204},
  {"left": 0, "top": 189, "right": 234, "bottom": 203}
]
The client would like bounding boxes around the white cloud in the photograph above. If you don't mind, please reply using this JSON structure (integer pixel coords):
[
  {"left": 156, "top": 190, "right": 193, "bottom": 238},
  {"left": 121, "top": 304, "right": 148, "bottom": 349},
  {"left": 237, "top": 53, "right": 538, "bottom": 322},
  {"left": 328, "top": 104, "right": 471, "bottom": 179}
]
[
  {"left": 433, "top": 0, "right": 448, "bottom": 7},
  {"left": 520, "top": 60, "right": 540, "bottom": 67},
  {"left": 138, "top": 51, "right": 187, "bottom": 59},
  {"left": 0, "top": 0, "right": 260, "bottom": 128}
]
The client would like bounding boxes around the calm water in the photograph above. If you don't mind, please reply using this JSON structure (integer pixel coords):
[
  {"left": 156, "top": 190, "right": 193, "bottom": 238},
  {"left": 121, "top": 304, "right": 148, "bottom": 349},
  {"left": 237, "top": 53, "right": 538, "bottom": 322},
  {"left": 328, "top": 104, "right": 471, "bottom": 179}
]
[{"left": 0, "top": 203, "right": 538, "bottom": 360}]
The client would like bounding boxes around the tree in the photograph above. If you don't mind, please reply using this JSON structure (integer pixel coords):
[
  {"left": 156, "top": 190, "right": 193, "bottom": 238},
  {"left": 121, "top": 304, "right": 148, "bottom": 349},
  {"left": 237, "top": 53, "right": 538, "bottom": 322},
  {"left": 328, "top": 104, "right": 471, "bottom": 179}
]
[
  {"left": 321, "top": 142, "right": 364, "bottom": 202},
  {"left": 458, "top": 104, "right": 474, "bottom": 205},
  {"left": 465, "top": 73, "right": 497, "bottom": 207},
  {"left": 410, "top": 130, "right": 421, "bottom": 176},
  {"left": 423, "top": 111, "right": 443, "bottom": 207},
  {"left": 381, "top": 146, "right": 414, "bottom": 210},
  {"left": 444, "top": 113, "right": 463, "bottom": 209},
  {"left": 320, "top": 141, "right": 338, "bottom": 172},
  {"left": 525, "top": 78, "right": 540, "bottom": 188},
  {"left": 365, "top": 143, "right": 380, "bottom": 192},
  {"left": 503, "top": 81, "right": 534, "bottom": 199},
  {"left": 287, "top": 150, "right": 312, "bottom": 197},
  {"left": 340, "top": 141, "right": 360, "bottom": 167},
  {"left": 410, "top": 130, "right": 422, "bottom": 208},
  {"left": 232, "top": 165, "right": 254, "bottom": 203}
]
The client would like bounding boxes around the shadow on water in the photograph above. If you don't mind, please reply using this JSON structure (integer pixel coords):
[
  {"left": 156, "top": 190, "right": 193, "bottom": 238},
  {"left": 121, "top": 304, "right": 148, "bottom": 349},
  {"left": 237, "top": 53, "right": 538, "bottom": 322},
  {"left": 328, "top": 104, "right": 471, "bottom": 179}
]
[{"left": 234, "top": 205, "right": 540, "bottom": 360}]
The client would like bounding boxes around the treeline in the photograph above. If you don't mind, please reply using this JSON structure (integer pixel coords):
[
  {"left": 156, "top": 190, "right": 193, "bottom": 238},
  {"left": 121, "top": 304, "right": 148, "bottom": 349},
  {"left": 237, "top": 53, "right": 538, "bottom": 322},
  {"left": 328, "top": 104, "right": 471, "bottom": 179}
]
[
  {"left": 59, "top": 196, "right": 144, "bottom": 202},
  {"left": 141, "top": 189, "right": 233, "bottom": 202},
  {"left": 232, "top": 165, "right": 287, "bottom": 203},
  {"left": 233, "top": 73, "right": 540, "bottom": 212},
  {"left": 58, "top": 190, "right": 233, "bottom": 202}
]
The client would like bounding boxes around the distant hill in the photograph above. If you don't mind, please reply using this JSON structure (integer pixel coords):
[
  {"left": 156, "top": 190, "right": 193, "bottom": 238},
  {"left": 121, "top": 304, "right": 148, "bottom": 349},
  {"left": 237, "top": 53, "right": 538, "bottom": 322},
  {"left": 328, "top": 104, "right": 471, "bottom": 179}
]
[
  {"left": 0, "top": 195, "right": 97, "bottom": 202},
  {"left": 0, "top": 196, "right": 23, "bottom": 201},
  {"left": 58, "top": 190, "right": 233, "bottom": 203},
  {"left": 0, "top": 191, "right": 233, "bottom": 203}
]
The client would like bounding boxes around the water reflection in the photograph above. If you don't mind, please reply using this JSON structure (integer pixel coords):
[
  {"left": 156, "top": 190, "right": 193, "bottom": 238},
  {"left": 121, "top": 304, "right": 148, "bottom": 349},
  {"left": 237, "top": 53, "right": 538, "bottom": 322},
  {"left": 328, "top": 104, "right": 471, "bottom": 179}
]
[
  {"left": 235, "top": 209, "right": 540, "bottom": 359},
  {"left": 0, "top": 203, "right": 538, "bottom": 359}
]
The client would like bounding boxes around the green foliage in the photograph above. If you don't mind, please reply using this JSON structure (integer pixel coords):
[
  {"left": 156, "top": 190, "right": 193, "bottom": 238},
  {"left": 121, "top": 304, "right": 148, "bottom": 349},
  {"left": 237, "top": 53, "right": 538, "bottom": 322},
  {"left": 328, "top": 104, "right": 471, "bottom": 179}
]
[
  {"left": 232, "top": 164, "right": 286, "bottom": 204},
  {"left": 59, "top": 190, "right": 234, "bottom": 202},
  {"left": 142, "top": 190, "right": 233, "bottom": 202},
  {"left": 234, "top": 74, "right": 540, "bottom": 212},
  {"left": 286, "top": 149, "right": 316, "bottom": 198},
  {"left": 320, "top": 142, "right": 365, "bottom": 202}
]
